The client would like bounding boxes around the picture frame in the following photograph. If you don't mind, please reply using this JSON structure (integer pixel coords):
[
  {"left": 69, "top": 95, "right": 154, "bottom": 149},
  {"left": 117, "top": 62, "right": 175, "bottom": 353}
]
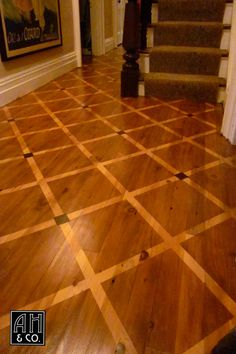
[{"left": 0, "top": 0, "right": 62, "bottom": 61}]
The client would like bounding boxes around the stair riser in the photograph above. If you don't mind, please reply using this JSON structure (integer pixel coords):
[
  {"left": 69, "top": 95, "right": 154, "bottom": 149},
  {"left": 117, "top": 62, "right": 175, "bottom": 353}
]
[
  {"left": 154, "top": 24, "right": 223, "bottom": 48},
  {"left": 151, "top": 2, "right": 233, "bottom": 25},
  {"left": 139, "top": 54, "right": 228, "bottom": 79},
  {"left": 221, "top": 29, "right": 231, "bottom": 50},
  {"left": 158, "top": 0, "right": 227, "bottom": 22},
  {"left": 145, "top": 79, "right": 218, "bottom": 103},
  {"left": 149, "top": 52, "right": 221, "bottom": 75},
  {"left": 147, "top": 27, "right": 231, "bottom": 50},
  {"left": 139, "top": 81, "right": 226, "bottom": 103}
]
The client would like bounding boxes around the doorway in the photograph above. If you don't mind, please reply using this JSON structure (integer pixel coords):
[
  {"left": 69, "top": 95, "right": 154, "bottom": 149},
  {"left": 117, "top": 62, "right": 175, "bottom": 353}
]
[
  {"left": 115, "top": 0, "right": 126, "bottom": 45},
  {"left": 79, "top": 0, "right": 92, "bottom": 58},
  {"left": 89, "top": 0, "right": 126, "bottom": 56}
]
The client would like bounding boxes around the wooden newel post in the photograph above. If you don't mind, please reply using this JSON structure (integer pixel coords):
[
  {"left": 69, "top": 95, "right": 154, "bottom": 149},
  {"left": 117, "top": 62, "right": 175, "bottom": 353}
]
[{"left": 121, "top": 0, "right": 140, "bottom": 97}]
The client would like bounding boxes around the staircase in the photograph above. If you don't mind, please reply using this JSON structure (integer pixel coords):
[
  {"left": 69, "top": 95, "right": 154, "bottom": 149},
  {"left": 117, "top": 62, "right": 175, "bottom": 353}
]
[{"left": 139, "top": 0, "right": 233, "bottom": 103}]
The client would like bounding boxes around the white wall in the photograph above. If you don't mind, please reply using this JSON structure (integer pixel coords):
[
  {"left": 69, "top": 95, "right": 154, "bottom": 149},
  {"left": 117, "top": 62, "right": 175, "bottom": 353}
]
[
  {"left": 222, "top": 0, "right": 236, "bottom": 144},
  {"left": 0, "top": 0, "right": 82, "bottom": 107}
]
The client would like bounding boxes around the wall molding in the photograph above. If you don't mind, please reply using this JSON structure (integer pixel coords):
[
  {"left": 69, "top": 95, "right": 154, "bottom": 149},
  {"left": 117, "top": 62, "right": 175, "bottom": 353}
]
[{"left": 0, "top": 51, "right": 77, "bottom": 107}]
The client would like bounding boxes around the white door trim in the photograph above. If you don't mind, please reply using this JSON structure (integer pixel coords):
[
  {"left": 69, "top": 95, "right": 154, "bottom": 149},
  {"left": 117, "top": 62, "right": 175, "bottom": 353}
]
[
  {"left": 90, "top": 0, "right": 105, "bottom": 55},
  {"left": 72, "top": 0, "right": 82, "bottom": 67},
  {"left": 113, "top": 0, "right": 119, "bottom": 47},
  {"left": 113, "top": 0, "right": 126, "bottom": 46}
]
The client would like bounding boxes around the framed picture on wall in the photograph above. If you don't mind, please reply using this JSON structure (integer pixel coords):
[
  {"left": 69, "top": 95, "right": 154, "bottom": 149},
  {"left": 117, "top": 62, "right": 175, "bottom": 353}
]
[{"left": 0, "top": 0, "right": 62, "bottom": 61}]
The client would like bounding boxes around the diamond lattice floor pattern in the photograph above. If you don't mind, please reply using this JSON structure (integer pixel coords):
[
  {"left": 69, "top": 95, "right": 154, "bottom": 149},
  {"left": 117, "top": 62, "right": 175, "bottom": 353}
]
[{"left": 1, "top": 48, "right": 236, "bottom": 354}]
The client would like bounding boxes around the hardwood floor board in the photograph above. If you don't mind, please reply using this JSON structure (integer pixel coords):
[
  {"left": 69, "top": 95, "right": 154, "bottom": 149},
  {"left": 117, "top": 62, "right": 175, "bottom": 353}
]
[
  {"left": 106, "top": 154, "right": 172, "bottom": 191},
  {"left": 193, "top": 132, "right": 236, "bottom": 157},
  {"left": 70, "top": 201, "right": 162, "bottom": 272},
  {"left": 66, "top": 86, "right": 99, "bottom": 96},
  {"left": 45, "top": 98, "right": 82, "bottom": 112},
  {"left": 55, "top": 79, "right": 85, "bottom": 89},
  {"left": 164, "top": 117, "right": 214, "bottom": 137},
  {"left": 0, "top": 226, "right": 83, "bottom": 316},
  {"left": 0, "top": 109, "right": 8, "bottom": 122},
  {"left": 0, "top": 220, "right": 56, "bottom": 246},
  {"left": 231, "top": 156, "right": 236, "bottom": 167},
  {"left": 140, "top": 104, "right": 184, "bottom": 122},
  {"left": 0, "top": 158, "right": 36, "bottom": 190},
  {"left": 8, "top": 104, "right": 47, "bottom": 119},
  {"left": 0, "top": 290, "right": 116, "bottom": 353},
  {"left": 107, "top": 111, "right": 151, "bottom": 130},
  {"left": 7, "top": 94, "right": 38, "bottom": 107},
  {"left": 121, "top": 97, "right": 161, "bottom": 109},
  {"left": 23, "top": 129, "right": 72, "bottom": 153},
  {"left": 68, "top": 120, "right": 114, "bottom": 142},
  {"left": 190, "top": 164, "right": 236, "bottom": 207},
  {"left": 35, "top": 82, "right": 61, "bottom": 93},
  {"left": 136, "top": 181, "right": 223, "bottom": 236},
  {"left": 194, "top": 108, "right": 223, "bottom": 128},
  {"left": 55, "top": 108, "right": 98, "bottom": 126},
  {"left": 182, "top": 219, "right": 236, "bottom": 302},
  {"left": 0, "top": 186, "right": 54, "bottom": 236},
  {"left": 128, "top": 125, "right": 180, "bottom": 149},
  {"left": 76, "top": 93, "right": 114, "bottom": 106},
  {"left": 35, "top": 90, "right": 70, "bottom": 102},
  {"left": 153, "top": 141, "right": 218, "bottom": 172},
  {"left": 84, "top": 134, "right": 139, "bottom": 162},
  {"left": 0, "top": 122, "right": 14, "bottom": 138},
  {"left": 34, "top": 146, "right": 92, "bottom": 178},
  {"left": 48, "top": 169, "right": 120, "bottom": 214},
  {"left": 103, "top": 250, "right": 232, "bottom": 354},
  {"left": 15, "top": 114, "right": 58, "bottom": 134},
  {"left": 170, "top": 100, "right": 209, "bottom": 114},
  {"left": 0, "top": 47, "right": 235, "bottom": 353},
  {"left": 90, "top": 101, "right": 131, "bottom": 117},
  {"left": 0, "top": 137, "right": 23, "bottom": 159}
]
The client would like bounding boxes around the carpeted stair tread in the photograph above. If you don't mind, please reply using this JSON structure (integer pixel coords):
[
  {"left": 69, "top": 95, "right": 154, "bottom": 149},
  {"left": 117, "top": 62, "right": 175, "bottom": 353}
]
[
  {"left": 158, "top": 0, "right": 226, "bottom": 22},
  {"left": 149, "top": 46, "right": 222, "bottom": 75},
  {"left": 144, "top": 72, "right": 225, "bottom": 102},
  {"left": 153, "top": 21, "right": 223, "bottom": 47}
]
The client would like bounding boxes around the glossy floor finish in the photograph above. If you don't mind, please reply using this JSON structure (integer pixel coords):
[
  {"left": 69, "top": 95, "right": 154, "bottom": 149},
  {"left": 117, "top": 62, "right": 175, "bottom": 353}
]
[{"left": 0, "top": 47, "right": 236, "bottom": 354}]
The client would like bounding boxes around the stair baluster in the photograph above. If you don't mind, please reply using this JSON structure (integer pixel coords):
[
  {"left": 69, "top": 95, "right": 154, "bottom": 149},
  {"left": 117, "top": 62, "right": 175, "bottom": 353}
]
[
  {"left": 140, "top": 0, "right": 152, "bottom": 50},
  {"left": 121, "top": 0, "right": 140, "bottom": 97}
]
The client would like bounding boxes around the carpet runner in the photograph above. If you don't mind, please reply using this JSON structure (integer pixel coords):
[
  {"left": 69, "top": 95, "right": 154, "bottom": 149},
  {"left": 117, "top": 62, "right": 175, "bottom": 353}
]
[{"left": 144, "top": 0, "right": 226, "bottom": 102}]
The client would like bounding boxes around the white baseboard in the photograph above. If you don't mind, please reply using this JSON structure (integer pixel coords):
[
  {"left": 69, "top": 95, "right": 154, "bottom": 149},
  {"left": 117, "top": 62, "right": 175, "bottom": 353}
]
[
  {"left": 222, "top": 87, "right": 236, "bottom": 145},
  {"left": 217, "top": 87, "right": 226, "bottom": 103},
  {"left": 139, "top": 53, "right": 150, "bottom": 74},
  {"left": 105, "top": 37, "right": 116, "bottom": 53},
  {"left": 138, "top": 81, "right": 145, "bottom": 96},
  {"left": 0, "top": 51, "right": 77, "bottom": 107}
]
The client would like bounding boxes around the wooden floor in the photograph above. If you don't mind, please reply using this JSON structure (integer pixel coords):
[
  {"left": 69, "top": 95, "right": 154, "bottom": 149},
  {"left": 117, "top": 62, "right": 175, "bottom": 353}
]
[{"left": 1, "top": 47, "right": 236, "bottom": 354}]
